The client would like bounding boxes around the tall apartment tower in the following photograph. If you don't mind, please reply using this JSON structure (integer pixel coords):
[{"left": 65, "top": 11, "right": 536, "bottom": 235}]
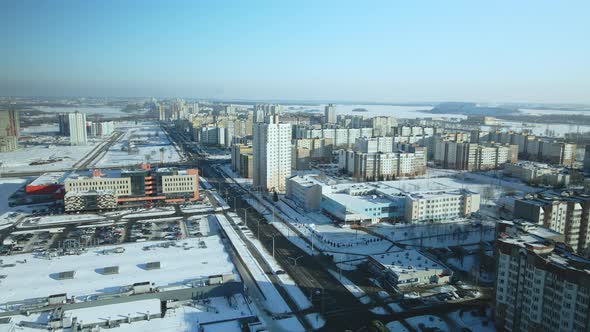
[
  {"left": 324, "top": 104, "right": 336, "bottom": 124},
  {"left": 69, "top": 111, "right": 88, "bottom": 145},
  {"left": 0, "top": 110, "right": 20, "bottom": 152},
  {"left": 495, "top": 220, "right": 590, "bottom": 332},
  {"left": 253, "top": 113, "right": 292, "bottom": 192}
]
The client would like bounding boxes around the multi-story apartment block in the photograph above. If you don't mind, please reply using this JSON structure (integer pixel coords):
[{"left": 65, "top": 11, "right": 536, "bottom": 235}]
[
  {"left": 434, "top": 138, "right": 518, "bottom": 170},
  {"left": 252, "top": 114, "right": 292, "bottom": 192},
  {"left": 292, "top": 138, "right": 333, "bottom": 160},
  {"left": 324, "top": 104, "right": 336, "bottom": 124},
  {"left": 513, "top": 193, "right": 590, "bottom": 256},
  {"left": 68, "top": 111, "right": 88, "bottom": 146},
  {"left": 338, "top": 147, "right": 427, "bottom": 181},
  {"left": 495, "top": 220, "right": 590, "bottom": 332},
  {"left": 0, "top": 109, "right": 20, "bottom": 152}
]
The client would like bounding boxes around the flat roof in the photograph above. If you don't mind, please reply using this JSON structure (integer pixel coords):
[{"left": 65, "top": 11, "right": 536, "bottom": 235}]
[
  {"left": 371, "top": 249, "right": 446, "bottom": 275},
  {"left": 0, "top": 236, "right": 236, "bottom": 306},
  {"left": 28, "top": 171, "right": 69, "bottom": 187}
]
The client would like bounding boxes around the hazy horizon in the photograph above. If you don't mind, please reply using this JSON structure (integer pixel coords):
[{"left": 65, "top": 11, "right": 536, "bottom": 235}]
[{"left": 1, "top": 0, "right": 589, "bottom": 103}]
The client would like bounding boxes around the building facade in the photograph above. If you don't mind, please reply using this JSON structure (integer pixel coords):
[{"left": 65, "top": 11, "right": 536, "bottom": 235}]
[
  {"left": 0, "top": 110, "right": 19, "bottom": 152},
  {"left": 252, "top": 115, "right": 292, "bottom": 192},
  {"left": 68, "top": 111, "right": 88, "bottom": 145},
  {"left": 495, "top": 221, "right": 590, "bottom": 332}
]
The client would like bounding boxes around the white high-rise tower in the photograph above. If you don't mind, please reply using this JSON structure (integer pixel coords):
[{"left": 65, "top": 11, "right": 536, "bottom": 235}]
[
  {"left": 69, "top": 111, "right": 87, "bottom": 145},
  {"left": 324, "top": 104, "right": 336, "bottom": 124},
  {"left": 253, "top": 112, "right": 292, "bottom": 192}
]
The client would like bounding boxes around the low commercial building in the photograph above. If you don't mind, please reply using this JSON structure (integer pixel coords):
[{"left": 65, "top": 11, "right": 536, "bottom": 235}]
[
  {"left": 367, "top": 249, "right": 452, "bottom": 288},
  {"left": 285, "top": 175, "right": 323, "bottom": 211},
  {"left": 295, "top": 177, "right": 481, "bottom": 224},
  {"left": 504, "top": 161, "right": 570, "bottom": 187},
  {"left": 62, "top": 164, "right": 199, "bottom": 211},
  {"left": 495, "top": 220, "right": 590, "bottom": 332}
]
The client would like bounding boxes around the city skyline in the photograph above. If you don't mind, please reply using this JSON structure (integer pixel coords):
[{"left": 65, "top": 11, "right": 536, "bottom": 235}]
[{"left": 1, "top": 0, "right": 589, "bottom": 103}]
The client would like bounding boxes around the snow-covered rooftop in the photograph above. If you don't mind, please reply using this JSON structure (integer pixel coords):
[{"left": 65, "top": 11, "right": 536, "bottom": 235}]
[{"left": 0, "top": 236, "right": 237, "bottom": 306}]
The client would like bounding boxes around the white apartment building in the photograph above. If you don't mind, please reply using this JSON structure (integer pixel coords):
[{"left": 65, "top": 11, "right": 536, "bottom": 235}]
[
  {"left": 324, "top": 104, "right": 336, "bottom": 124},
  {"left": 404, "top": 189, "right": 480, "bottom": 222},
  {"left": 68, "top": 111, "right": 88, "bottom": 145},
  {"left": 354, "top": 136, "right": 394, "bottom": 153},
  {"left": 253, "top": 116, "right": 292, "bottom": 192},
  {"left": 338, "top": 148, "right": 427, "bottom": 181}
]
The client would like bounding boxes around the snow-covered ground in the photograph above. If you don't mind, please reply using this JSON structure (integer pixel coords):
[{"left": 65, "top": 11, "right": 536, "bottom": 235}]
[
  {"left": 214, "top": 214, "right": 298, "bottom": 317},
  {"left": 327, "top": 269, "right": 371, "bottom": 304},
  {"left": 93, "top": 122, "right": 182, "bottom": 167},
  {"left": 0, "top": 178, "right": 27, "bottom": 214},
  {"left": 0, "top": 139, "right": 102, "bottom": 173},
  {"left": 0, "top": 236, "right": 237, "bottom": 307},
  {"left": 404, "top": 315, "right": 450, "bottom": 332},
  {"left": 386, "top": 321, "right": 410, "bottom": 332},
  {"left": 226, "top": 213, "right": 313, "bottom": 311},
  {"left": 369, "top": 221, "right": 495, "bottom": 248},
  {"left": 448, "top": 308, "right": 496, "bottom": 332}
]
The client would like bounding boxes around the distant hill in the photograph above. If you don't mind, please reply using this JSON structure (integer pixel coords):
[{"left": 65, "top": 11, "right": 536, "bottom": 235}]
[{"left": 428, "top": 102, "right": 518, "bottom": 116}]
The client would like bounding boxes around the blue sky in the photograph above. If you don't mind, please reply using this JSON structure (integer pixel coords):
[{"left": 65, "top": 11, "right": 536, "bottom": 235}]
[{"left": 1, "top": 0, "right": 589, "bottom": 103}]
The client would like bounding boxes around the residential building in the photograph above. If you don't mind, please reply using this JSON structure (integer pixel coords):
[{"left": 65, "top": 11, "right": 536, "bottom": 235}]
[
  {"left": 252, "top": 114, "right": 292, "bottom": 192},
  {"left": 292, "top": 147, "right": 311, "bottom": 170},
  {"left": 354, "top": 136, "right": 393, "bottom": 153},
  {"left": 504, "top": 161, "right": 570, "bottom": 187},
  {"left": 293, "top": 138, "right": 333, "bottom": 161},
  {"left": 58, "top": 113, "right": 70, "bottom": 136},
  {"left": 231, "top": 144, "right": 254, "bottom": 178},
  {"left": 0, "top": 109, "right": 19, "bottom": 152},
  {"left": 371, "top": 116, "right": 397, "bottom": 136},
  {"left": 68, "top": 111, "right": 88, "bottom": 145},
  {"left": 338, "top": 147, "right": 427, "bottom": 181},
  {"left": 433, "top": 139, "right": 518, "bottom": 170},
  {"left": 90, "top": 121, "right": 115, "bottom": 137},
  {"left": 324, "top": 104, "right": 336, "bottom": 124},
  {"left": 495, "top": 220, "right": 590, "bottom": 332},
  {"left": 513, "top": 193, "right": 590, "bottom": 255}
]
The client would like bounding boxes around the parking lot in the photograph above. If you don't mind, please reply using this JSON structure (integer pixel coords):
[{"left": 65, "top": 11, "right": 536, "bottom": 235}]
[{"left": 1, "top": 230, "right": 60, "bottom": 255}]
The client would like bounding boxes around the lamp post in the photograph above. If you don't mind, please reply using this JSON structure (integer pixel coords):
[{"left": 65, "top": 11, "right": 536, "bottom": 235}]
[{"left": 288, "top": 255, "right": 304, "bottom": 267}]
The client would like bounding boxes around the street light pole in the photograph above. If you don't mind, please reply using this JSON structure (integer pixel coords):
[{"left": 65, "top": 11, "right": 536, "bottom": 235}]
[{"left": 272, "top": 235, "right": 275, "bottom": 258}]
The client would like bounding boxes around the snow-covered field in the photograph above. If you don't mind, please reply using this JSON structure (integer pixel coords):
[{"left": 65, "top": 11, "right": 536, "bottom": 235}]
[
  {"left": 0, "top": 140, "right": 101, "bottom": 173},
  {"left": 93, "top": 122, "right": 182, "bottom": 167},
  {"left": 369, "top": 221, "right": 495, "bottom": 248},
  {"left": 0, "top": 236, "right": 236, "bottom": 306}
]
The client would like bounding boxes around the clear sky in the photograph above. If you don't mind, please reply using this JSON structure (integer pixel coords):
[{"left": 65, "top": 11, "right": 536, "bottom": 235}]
[{"left": 1, "top": 0, "right": 589, "bottom": 103}]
